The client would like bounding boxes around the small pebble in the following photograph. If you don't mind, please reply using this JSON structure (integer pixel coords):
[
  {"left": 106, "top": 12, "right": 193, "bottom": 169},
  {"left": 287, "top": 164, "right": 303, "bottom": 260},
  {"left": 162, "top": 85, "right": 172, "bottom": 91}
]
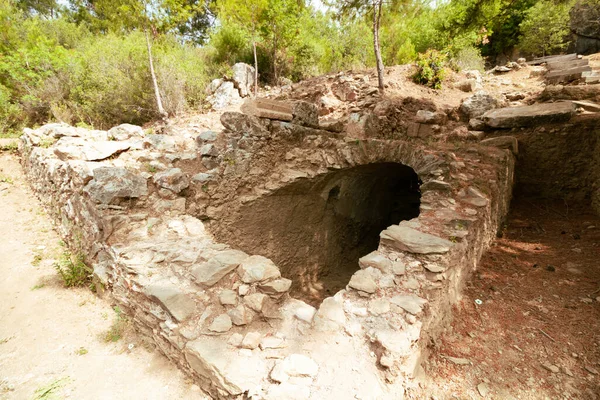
[{"left": 546, "top": 265, "right": 555, "bottom": 272}]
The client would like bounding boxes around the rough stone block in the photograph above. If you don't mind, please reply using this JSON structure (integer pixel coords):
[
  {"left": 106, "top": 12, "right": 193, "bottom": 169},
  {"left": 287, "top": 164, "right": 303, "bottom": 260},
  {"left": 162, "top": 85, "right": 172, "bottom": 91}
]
[
  {"left": 380, "top": 223, "right": 453, "bottom": 254},
  {"left": 144, "top": 282, "right": 196, "bottom": 322},
  {"left": 192, "top": 249, "right": 249, "bottom": 287}
]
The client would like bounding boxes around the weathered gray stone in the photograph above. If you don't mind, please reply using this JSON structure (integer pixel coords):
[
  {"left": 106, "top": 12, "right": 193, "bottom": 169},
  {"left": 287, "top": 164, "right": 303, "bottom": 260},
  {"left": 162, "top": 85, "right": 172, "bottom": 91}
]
[
  {"left": 80, "top": 141, "right": 130, "bottom": 161},
  {"left": 480, "top": 136, "right": 519, "bottom": 154},
  {"left": 270, "top": 354, "right": 319, "bottom": 383},
  {"left": 208, "top": 314, "right": 233, "bottom": 332},
  {"left": 482, "top": 102, "right": 576, "bottom": 128},
  {"left": 358, "top": 251, "right": 392, "bottom": 273},
  {"left": 84, "top": 167, "right": 148, "bottom": 204},
  {"left": 348, "top": 269, "right": 377, "bottom": 293},
  {"left": 196, "top": 131, "right": 218, "bottom": 144},
  {"left": 416, "top": 110, "right": 447, "bottom": 125},
  {"left": 313, "top": 297, "right": 346, "bottom": 331},
  {"left": 107, "top": 124, "right": 144, "bottom": 141},
  {"left": 238, "top": 255, "right": 281, "bottom": 283},
  {"left": 153, "top": 168, "right": 189, "bottom": 193},
  {"left": 220, "top": 112, "right": 268, "bottom": 137},
  {"left": 199, "top": 143, "right": 218, "bottom": 157},
  {"left": 244, "top": 293, "right": 267, "bottom": 312},
  {"left": 145, "top": 282, "right": 196, "bottom": 322},
  {"left": 259, "top": 278, "right": 292, "bottom": 294},
  {"left": 390, "top": 294, "right": 428, "bottom": 315},
  {"left": 192, "top": 249, "right": 249, "bottom": 287},
  {"left": 291, "top": 101, "right": 319, "bottom": 128},
  {"left": 208, "top": 81, "right": 242, "bottom": 110},
  {"left": 219, "top": 289, "right": 238, "bottom": 306},
  {"left": 192, "top": 172, "right": 214, "bottom": 183},
  {"left": 460, "top": 91, "right": 500, "bottom": 119},
  {"left": 185, "top": 338, "right": 266, "bottom": 396},
  {"left": 232, "top": 63, "right": 256, "bottom": 97},
  {"left": 380, "top": 223, "right": 453, "bottom": 254},
  {"left": 228, "top": 304, "right": 254, "bottom": 325}
]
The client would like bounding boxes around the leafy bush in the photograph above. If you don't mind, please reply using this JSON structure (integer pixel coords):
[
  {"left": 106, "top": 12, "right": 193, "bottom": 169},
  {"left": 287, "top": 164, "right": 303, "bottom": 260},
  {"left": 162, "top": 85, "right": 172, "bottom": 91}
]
[
  {"left": 54, "top": 250, "right": 92, "bottom": 287},
  {"left": 413, "top": 50, "right": 448, "bottom": 89},
  {"left": 449, "top": 45, "right": 486, "bottom": 72},
  {"left": 519, "top": 0, "right": 573, "bottom": 57}
]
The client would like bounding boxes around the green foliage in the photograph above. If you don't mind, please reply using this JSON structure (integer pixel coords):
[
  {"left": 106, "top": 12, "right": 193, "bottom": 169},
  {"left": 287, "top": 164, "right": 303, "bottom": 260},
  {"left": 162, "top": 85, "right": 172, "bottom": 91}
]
[
  {"left": 413, "top": 50, "right": 447, "bottom": 89},
  {"left": 449, "top": 45, "right": 486, "bottom": 71},
  {"left": 518, "top": 0, "right": 573, "bottom": 57},
  {"left": 54, "top": 250, "right": 92, "bottom": 287},
  {"left": 103, "top": 306, "right": 127, "bottom": 342}
]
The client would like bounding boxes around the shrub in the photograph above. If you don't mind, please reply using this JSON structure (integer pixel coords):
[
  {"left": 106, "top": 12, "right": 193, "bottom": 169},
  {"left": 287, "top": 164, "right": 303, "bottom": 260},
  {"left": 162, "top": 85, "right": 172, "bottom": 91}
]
[
  {"left": 54, "top": 250, "right": 92, "bottom": 288},
  {"left": 518, "top": 0, "right": 573, "bottom": 57},
  {"left": 449, "top": 45, "right": 486, "bottom": 72},
  {"left": 413, "top": 50, "right": 448, "bottom": 89}
]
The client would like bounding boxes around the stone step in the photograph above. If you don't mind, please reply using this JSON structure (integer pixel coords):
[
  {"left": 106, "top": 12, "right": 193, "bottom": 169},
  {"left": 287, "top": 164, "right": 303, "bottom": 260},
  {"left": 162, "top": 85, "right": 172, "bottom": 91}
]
[
  {"left": 482, "top": 102, "right": 576, "bottom": 129},
  {"left": 241, "top": 98, "right": 293, "bottom": 121},
  {"left": 528, "top": 53, "right": 578, "bottom": 65},
  {"left": 546, "top": 65, "right": 592, "bottom": 84},
  {"left": 546, "top": 58, "right": 589, "bottom": 71}
]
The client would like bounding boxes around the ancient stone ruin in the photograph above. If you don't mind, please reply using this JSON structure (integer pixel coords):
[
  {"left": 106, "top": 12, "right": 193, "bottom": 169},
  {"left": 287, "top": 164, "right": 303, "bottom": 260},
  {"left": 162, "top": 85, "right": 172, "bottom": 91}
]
[{"left": 18, "top": 67, "right": 600, "bottom": 398}]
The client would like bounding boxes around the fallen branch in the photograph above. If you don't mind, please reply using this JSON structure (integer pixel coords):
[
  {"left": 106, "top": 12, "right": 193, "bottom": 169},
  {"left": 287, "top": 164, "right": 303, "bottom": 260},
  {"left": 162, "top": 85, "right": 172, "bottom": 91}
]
[{"left": 539, "top": 328, "right": 556, "bottom": 342}]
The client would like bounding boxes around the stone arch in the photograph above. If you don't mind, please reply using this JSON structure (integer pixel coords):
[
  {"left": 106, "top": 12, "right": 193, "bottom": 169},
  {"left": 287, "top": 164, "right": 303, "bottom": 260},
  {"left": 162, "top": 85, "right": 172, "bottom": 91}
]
[{"left": 208, "top": 139, "right": 444, "bottom": 305}]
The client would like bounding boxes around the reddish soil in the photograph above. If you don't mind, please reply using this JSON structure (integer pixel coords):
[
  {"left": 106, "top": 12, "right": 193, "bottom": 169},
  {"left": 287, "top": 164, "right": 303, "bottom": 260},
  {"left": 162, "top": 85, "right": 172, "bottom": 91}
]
[{"left": 424, "top": 196, "right": 600, "bottom": 399}]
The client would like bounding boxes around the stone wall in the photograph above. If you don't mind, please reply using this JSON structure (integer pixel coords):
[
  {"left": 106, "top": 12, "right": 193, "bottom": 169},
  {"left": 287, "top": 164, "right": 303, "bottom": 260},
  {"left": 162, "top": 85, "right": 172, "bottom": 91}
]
[
  {"left": 19, "top": 105, "right": 515, "bottom": 399},
  {"left": 501, "top": 115, "right": 600, "bottom": 215}
]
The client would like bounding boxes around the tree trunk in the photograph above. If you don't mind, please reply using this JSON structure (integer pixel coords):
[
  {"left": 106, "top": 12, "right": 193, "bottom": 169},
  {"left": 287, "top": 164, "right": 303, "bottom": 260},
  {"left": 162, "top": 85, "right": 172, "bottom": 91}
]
[
  {"left": 145, "top": 30, "right": 167, "bottom": 120},
  {"left": 253, "top": 40, "right": 258, "bottom": 97},
  {"left": 372, "top": 0, "right": 385, "bottom": 93}
]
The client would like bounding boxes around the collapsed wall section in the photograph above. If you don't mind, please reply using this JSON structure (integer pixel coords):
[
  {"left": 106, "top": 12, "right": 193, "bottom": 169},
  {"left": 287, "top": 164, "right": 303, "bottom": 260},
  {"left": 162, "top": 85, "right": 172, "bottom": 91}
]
[{"left": 19, "top": 104, "right": 515, "bottom": 399}]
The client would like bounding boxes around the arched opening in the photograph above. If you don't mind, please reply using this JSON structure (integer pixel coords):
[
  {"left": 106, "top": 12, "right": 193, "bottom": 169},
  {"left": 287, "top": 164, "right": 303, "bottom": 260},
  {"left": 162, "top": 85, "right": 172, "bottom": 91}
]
[{"left": 214, "top": 162, "right": 421, "bottom": 305}]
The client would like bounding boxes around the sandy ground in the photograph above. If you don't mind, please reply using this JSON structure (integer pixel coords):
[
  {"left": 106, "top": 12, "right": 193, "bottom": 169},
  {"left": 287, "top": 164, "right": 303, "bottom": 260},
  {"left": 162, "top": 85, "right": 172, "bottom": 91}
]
[{"left": 0, "top": 152, "right": 208, "bottom": 400}]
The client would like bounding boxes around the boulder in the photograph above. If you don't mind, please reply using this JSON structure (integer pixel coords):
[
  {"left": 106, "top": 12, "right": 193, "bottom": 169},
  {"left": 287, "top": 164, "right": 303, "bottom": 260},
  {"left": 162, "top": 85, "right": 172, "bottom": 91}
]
[
  {"left": 380, "top": 222, "right": 453, "bottom": 254},
  {"left": 84, "top": 167, "right": 148, "bottom": 204},
  {"left": 107, "top": 124, "right": 144, "bottom": 141},
  {"left": 208, "top": 81, "right": 242, "bottom": 110},
  {"left": 482, "top": 102, "right": 576, "bottom": 128},
  {"left": 460, "top": 91, "right": 500, "bottom": 119},
  {"left": 232, "top": 63, "right": 256, "bottom": 97}
]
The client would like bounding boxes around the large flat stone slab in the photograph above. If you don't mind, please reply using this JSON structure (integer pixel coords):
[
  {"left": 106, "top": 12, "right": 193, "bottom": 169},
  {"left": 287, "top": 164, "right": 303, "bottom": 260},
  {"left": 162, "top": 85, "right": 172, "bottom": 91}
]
[
  {"left": 185, "top": 337, "right": 267, "bottom": 395},
  {"left": 144, "top": 282, "right": 196, "bottom": 322},
  {"left": 482, "top": 102, "right": 576, "bottom": 129},
  {"left": 380, "top": 223, "right": 453, "bottom": 254}
]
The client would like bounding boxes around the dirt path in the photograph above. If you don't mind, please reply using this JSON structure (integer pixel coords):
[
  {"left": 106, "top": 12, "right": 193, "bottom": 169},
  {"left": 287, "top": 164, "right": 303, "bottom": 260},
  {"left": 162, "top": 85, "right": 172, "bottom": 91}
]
[
  {"left": 0, "top": 153, "right": 207, "bottom": 400},
  {"left": 423, "top": 196, "right": 600, "bottom": 399}
]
